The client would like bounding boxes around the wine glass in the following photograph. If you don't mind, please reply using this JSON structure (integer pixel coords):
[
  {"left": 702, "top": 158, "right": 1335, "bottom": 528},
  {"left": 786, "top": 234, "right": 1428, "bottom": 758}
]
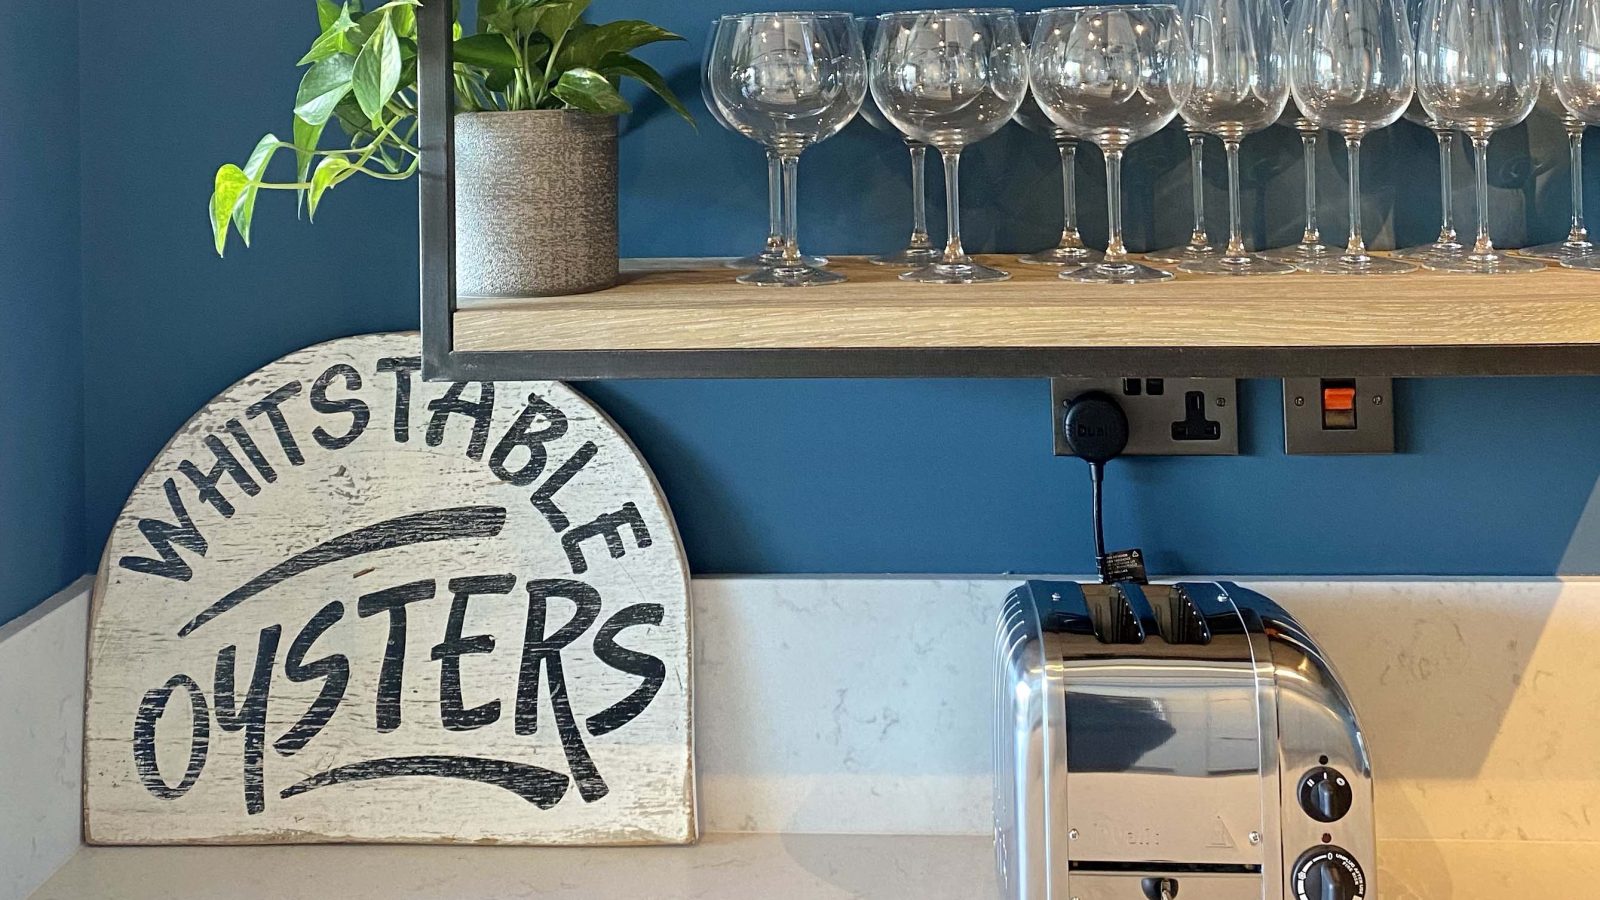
[
  {"left": 1014, "top": 11, "right": 1103, "bottom": 267},
  {"left": 701, "top": 22, "right": 827, "bottom": 270},
  {"left": 1175, "top": 0, "right": 1296, "bottom": 275},
  {"left": 1393, "top": 0, "right": 1466, "bottom": 260},
  {"left": 857, "top": 16, "right": 940, "bottom": 268},
  {"left": 1262, "top": 0, "right": 1336, "bottom": 264},
  {"left": 1289, "top": 0, "right": 1418, "bottom": 274},
  {"left": 1514, "top": 0, "right": 1595, "bottom": 261},
  {"left": 1031, "top": 5, "right": 1193, "bottom": 284},
  {"left": 872, "top": 9, "right": 1029, "bottom": 284},
  {"left": 1144, "top": 125, "right": 1223, "bottom": 263},
  {"left": 710, "top": 13, "right": 866, "bottom": 287},
  {"left": 1416, "top": 0, "right": 1544, "bottom": 273},
  {"left": 1553, "top": 0, "right": 1600, "bottom": 270}
]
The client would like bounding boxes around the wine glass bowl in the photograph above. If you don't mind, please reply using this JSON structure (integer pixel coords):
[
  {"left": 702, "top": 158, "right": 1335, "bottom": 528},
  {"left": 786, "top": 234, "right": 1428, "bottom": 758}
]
[
  {"left": 872, "top": 9, "right": 1029, "bottom": 284},
  {"left": 1031, "top": 4, "right": 1193, "bottom": 284},
  {"left": 1415, "top": 0, "right": 1545, "bottom": 273},
  {"left": 710, "top": 12, "right": 867, "bottom": 287}
]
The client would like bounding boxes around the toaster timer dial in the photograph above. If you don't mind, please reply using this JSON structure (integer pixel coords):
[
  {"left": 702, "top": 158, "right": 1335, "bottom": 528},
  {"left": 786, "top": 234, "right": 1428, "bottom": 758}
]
[
  {"left": 1298, "top": 767, "right": 1355, "bottom": 823},
  {"left": 1292, "top": 846, "right": 1366, "bottom": 900}
]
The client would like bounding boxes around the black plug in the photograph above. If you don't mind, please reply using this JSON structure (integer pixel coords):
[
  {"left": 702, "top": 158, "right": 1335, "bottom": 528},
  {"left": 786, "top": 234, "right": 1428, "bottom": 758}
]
[{"left": 1061, "top": 392, "right": 1130, "bottom": 584}]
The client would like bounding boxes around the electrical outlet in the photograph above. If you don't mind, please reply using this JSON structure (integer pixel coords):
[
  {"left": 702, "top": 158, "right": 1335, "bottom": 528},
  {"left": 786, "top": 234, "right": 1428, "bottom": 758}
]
[{"left": 1052, "top": 377, "right": 1239, "bottom": 456}]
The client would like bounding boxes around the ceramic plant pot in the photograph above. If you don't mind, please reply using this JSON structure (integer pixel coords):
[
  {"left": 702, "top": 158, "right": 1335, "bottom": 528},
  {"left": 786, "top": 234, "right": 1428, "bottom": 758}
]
[{"left": 455, "top": 110, "right": 619, "bottom": 297}]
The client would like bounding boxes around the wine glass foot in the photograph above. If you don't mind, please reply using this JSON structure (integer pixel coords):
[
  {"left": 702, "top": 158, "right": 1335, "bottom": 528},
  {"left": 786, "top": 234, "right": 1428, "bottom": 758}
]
[
  {"left": 1512, "top": 240, "right": 1597, "bottom": 262},
  {"left": 1561, "top": 255, "right": 1600, "bottom": 271},
  {"left": 1393, "top": 242, "right": 1466, "bottom": 261},
  {"left": 737, "top": 264, "right": 847, "bottom": 287},
  {"left": 1422, "top": 253, "right": 1547, "bottom": 275},
  {"left": 727, "top": 251, "right": 829, "bottom": 270},
  {"left": 1067, "top": 261, "right": 1174, "bottom": 284},
  {"left": 1296, "top": 254, "right": 1419, "bottom": 276},
  {"left": 870, "top": 247, "right": 942, "bottom": 267},
  {"left": 1259, "top": 242, "right": 1337, "bottom": 262},
  {"left": 900, "top": 260, "right": 1012, "bottom": 284},
  {"left": 1143, "top": 243, "right": 1221, "bottom": 265},
  {"left": 1179, "top": 254, "right": 1297, "bottom": 276},
  {"left": 1019, "top": 246, "right": 1104, "bottom": 267}
]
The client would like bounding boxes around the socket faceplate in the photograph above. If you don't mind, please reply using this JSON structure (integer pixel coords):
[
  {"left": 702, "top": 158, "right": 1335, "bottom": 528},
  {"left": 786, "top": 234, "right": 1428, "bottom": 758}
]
[{"left": 1052, "top": 378, "right": 1240, "bottom": 456}]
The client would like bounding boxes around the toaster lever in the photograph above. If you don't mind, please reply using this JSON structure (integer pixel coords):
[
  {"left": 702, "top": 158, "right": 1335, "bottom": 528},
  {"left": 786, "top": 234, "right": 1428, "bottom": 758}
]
[{"left": 1141, "top": 877, "right": 1179, "bottom": 900}]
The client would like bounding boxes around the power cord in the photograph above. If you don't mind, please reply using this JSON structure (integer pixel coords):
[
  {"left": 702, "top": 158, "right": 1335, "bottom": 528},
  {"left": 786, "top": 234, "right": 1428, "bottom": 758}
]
[{"left": 1061, "top": 391, "right": 1130, "bottom": 584}]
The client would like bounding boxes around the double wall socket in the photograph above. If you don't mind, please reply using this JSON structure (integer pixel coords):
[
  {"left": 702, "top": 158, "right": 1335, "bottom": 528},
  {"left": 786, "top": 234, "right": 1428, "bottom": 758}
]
[{"left": 1052, "top": 377, "right": 1239, "bottom": 456}]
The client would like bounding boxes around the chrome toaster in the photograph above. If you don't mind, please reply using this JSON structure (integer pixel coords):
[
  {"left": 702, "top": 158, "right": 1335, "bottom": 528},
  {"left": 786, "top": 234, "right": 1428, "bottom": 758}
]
[{"left": 994, "top": 581, "right": 1374, "bottom": 900}]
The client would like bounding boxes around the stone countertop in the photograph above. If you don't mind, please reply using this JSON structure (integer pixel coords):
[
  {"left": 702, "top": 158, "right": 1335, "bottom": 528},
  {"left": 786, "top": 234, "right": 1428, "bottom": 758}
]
[{"left": 29, "top": 834, "right": 1600, "bottom": 900}]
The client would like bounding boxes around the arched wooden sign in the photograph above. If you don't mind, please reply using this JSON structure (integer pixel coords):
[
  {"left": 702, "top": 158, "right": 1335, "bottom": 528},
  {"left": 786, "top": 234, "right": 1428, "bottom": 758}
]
[{"left": 85, "top": 333, "right": 694, "bottom": 845}]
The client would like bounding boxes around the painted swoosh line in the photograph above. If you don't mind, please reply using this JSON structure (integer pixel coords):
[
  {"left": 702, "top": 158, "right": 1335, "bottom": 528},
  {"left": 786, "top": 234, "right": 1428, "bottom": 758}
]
[
  {"left": 280, "top": 755, "right": 571, "bottom": 808},
  {"left": 178, "top": 505, "right": 508, "bottom": 637}
]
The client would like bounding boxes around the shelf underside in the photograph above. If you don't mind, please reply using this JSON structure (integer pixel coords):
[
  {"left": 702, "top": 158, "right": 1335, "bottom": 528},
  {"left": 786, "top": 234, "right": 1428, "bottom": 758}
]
[{"left": 447, "top": 256, "right": 1600, "bottom": 379}]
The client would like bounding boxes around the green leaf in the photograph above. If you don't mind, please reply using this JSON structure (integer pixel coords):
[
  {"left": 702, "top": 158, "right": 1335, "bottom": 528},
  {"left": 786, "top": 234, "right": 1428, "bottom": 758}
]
[
  {"left": 317, "top": 0, "right": 341, "bottom": 30},
  {"left": 231, "top": 134, "right": 281, "bottom": 247},
  {"left": 558, "top": 20, "right": 682, "bottom": 71},
  {"left": 551, "top": 67, "right": 629, "bottom": 114},
  {"left": 293, "top": 54, "right": 356, "bottom": 125},
  {"left": 292, "top": 115, "right": 327, "bottom": 215},
  {"left": 309, "top": 156, "right": 356, "bottom": 220},
  {"left": 453, "top": 32, "right": 518, "bottom": 69},
  {"left": 210, "top": 164, "right": 250, "bottom": 256},
  {"left": 353, "top": 11, "right": 402, "bottom": 124},
  {"left": 298, "top": 5, "right": 360, "bottom": 65},
  {"left": 535, "top": 0, "right": 590, "bottom": 44},
  {"left": 599, "top": 51, "right": 693, "bottom": 124}
]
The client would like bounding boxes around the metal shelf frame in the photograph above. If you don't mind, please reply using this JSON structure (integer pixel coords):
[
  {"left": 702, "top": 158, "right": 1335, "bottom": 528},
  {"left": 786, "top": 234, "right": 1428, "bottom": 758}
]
[{"left": 416, "top": 1, "right": 1600, "bottom": 383}]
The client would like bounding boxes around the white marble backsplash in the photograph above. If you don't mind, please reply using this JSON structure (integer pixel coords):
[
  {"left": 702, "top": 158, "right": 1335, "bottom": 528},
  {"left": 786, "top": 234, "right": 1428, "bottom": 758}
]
[
  {"left": 695, "top": 576, "right": 1600, "bottom": 847},
  {"left": 1, "top": 578, "right": 89, "bottom": 900},
  {"left": 7, "top": 575, "right": 1600, "bottom": 900}
]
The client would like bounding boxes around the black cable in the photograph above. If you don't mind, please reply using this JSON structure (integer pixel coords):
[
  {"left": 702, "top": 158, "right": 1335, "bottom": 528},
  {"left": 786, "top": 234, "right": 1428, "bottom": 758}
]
[{"left": 1090, "top": 461, "right": 1109, "bottom": 583}]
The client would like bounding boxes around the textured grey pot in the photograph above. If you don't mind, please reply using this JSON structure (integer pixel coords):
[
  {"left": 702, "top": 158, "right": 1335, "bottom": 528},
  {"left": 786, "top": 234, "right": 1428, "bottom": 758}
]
[{"left": 455, "top": 110, "right": 619, "bottom": 297}]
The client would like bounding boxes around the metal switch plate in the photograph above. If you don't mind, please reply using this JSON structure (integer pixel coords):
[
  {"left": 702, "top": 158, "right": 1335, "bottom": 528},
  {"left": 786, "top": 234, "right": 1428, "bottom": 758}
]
[
  {"left": 1052, "top": 377, "right": 1239, "bottom": 456},
  {"left": 1282, "top": 377, "right": 1395, "bottom": 454}
]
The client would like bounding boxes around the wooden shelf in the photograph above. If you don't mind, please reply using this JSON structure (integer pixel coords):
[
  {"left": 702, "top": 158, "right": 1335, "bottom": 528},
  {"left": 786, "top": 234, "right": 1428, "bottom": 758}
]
[{"left": 443, "top": 256, "right": 1600, "bottom": 379}]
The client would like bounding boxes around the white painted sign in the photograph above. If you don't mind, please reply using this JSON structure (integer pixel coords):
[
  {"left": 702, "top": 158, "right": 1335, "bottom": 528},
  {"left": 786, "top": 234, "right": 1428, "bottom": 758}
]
[{"left": 85, "top": 333, "right": 694, "bottom": 845}]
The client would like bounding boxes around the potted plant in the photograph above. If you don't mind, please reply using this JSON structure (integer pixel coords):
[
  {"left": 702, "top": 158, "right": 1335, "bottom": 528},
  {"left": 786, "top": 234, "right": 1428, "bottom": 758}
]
[{"left": 210, "top": 0, "right": 691, "bottom": 296}]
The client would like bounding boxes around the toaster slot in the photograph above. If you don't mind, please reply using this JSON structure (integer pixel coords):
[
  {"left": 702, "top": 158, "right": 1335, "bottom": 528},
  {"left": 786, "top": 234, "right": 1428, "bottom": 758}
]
[
  {"left": 1153, "top": 586, "right": 1213, "bottom": 645},
  {"left": 1084, "top": 584, "right": 1146, "bottom": 644}
]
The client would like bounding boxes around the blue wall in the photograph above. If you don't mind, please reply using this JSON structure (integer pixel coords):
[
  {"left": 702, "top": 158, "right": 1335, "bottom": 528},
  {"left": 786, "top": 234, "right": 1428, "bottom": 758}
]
[
  {"left": 69, "top": 0, "right": 1600, "bottom": 593},
  {"left": 0, "top": 0, "right": 84, "bottom": 626}
]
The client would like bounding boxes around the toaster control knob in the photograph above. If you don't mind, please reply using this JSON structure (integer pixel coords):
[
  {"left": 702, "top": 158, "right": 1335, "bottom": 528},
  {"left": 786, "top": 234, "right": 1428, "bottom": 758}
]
[
  {"left": 1298, "top": 767, "right": 1354, "bottom": 823},
  {"left": 1292, "top": 846, "right": 1366, "bottom": 900}
]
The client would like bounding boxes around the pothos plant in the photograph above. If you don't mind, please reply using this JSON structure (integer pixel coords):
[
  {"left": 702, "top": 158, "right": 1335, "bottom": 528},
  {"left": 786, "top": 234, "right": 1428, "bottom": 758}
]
[{"left": 210, "top": 0, "right": 691, "bottom": 255}]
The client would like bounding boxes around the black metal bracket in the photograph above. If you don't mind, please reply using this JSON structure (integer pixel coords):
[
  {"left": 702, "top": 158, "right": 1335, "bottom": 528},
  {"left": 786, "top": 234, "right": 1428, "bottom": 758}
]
[{"left": 418, "top": 0, "right": 460, "bottom": 382}]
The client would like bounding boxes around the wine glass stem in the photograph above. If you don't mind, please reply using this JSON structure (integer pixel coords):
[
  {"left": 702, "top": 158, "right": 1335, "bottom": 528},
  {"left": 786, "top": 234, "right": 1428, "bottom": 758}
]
[
  {"left": 1223, "top": 138, "right": 1246, "bottom": 258},
  {"left": 779, "top": 152, "right": 803, "bottom": 265},
  {"left": 1433, "top": 128, "right": 1457, "bottom": 244},
  {"left": 940, "top": 148, "right": 967, "bottom": 264},
  {"left": 1104, "top": 147, "right": 1128, "bottom": 263},
  {"left": 1301, "top": 130, "right": 1321, "bottom": 245},
  {"left": 1470, "top": 134, "right": 1494, "bottom": 257},
  {"left": 1188, "top": 131, "right": 1208, "bottom": 247},
  {"left": 1058, "top": 139, "right": 1080, "bottom": 240},
  {"left": 1344, "top": 135, "right": 1366, "bottom": 258},
  {"left": 765, "top": 151, "right": 784, "bottom": 253},
  {"left": 908, "top": 142, "right": 932, "bottom": 247},
  {"left": 1568, "top": 124, "right": 1588, "bottom": 243}
]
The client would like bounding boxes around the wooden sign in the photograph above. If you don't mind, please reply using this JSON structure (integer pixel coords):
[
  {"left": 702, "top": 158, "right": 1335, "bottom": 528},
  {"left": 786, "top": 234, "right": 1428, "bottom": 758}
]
[{"left": 85, "top": 333, "right": 694, "bottom": 845}]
